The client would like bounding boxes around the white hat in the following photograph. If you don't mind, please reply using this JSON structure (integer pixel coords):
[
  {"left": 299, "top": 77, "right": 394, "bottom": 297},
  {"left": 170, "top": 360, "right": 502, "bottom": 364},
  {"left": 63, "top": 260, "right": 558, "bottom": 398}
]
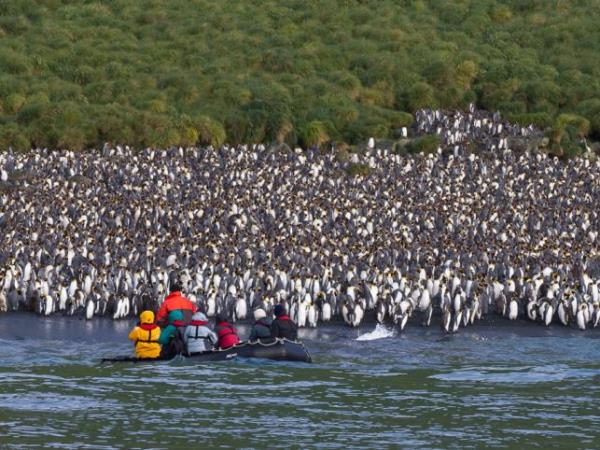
[{"left": 253, "top": 308, "right": 266, "bottom": 321}]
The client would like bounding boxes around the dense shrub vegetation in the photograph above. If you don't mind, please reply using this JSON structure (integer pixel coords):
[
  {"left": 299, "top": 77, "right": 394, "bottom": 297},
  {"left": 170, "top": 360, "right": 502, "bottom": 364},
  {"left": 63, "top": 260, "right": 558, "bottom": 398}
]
[
  {"left": 396, "top": 135, "right": 442, "bottom": 155},
  {"left": 1, "top": 0, "right": 600, "bottom": 150},
  {"left": 345, "top": 162, "right": 372, "bottom": 177}
]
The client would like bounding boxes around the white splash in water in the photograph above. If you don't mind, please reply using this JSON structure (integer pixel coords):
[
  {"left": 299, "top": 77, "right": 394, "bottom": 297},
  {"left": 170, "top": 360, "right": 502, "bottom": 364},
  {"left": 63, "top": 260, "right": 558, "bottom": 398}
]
[{"left": 356, "top": 324, "right": 394, "bottom": 341}]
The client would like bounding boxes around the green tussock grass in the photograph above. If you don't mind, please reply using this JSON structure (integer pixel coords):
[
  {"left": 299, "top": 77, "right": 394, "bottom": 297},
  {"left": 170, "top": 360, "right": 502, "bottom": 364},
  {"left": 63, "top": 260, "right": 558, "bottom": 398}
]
[{"left": 0, "top": 0, "right": 600, "bottom": 151}]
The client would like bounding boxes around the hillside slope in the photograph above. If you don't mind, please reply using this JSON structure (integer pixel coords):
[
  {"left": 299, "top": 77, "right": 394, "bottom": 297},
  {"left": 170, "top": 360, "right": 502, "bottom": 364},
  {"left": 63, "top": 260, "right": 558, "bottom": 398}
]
[{"left": 0, "top": 0, "right": 599, "bottom": 150}]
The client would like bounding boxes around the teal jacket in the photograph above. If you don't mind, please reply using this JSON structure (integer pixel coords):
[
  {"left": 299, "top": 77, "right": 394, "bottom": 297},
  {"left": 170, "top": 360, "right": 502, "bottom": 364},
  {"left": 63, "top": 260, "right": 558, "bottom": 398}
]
[
  {"left": 158, "top": 310, "right": 185, "bottom": 345},
  {"left": 249, "top": 317, "right": 273, "bottom": 340}
]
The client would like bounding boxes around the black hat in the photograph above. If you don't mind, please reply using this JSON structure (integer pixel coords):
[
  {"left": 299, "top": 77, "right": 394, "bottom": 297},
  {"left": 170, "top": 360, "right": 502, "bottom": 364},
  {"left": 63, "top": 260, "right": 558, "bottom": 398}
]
[
  {"left": 216, "top": 313, "right": 228, "bottom": 323},
  {"left": 170, "top": 280, "right": 182, "bottom": 293},
  {"left": 274, "top": 304, "right": 286, "bottom": 317}
]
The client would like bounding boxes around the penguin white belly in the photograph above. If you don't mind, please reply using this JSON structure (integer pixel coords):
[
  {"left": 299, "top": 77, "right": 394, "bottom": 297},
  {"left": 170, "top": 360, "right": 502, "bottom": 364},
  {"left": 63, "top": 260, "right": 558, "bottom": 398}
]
[
  {"left": 570, "top": 299, "right": 578, "bottom": 318},
  {"left": 85, "top": 299, "right": 95, "bottom": 320},
  {"left": 593, "top": 308, "right": 600, "bottom": 328},
  {"left": 452, "top": 311, "right": 462, "bottom": 332},
  {"left": 557, "top": 303, "right": 568, "bottom": 326},
  {"left": 442, "top": 309, "right": 451, "bottom": 333},
  {"left": 544, "top": 305, "right": 554, "bottom": 326},
  {"left": 353, "top": 304, "right": 364, "bottom": 327},
  {"left": 84, "top": 276, "right": 92, "bottom": 295},
  {"left": 341, "top": 304, "right": 351, "bottom": 325},
  {"left": 576, "top": 310, "right": 586, "bottom": 330},
  {"left": 322, "top": 303, "right": 332, "bottom": 322},
  {"left": 44, "top": 296, "right": 54, "bottom": 316},
  {"left": 122, "top": 297, "right": 130, "bottom": 317},
  {"left": 290, "top": 302, "right": 298, "bottom": 323},
  {"left": 307, "top": 306, "right": 317, "bottom": 327},
  {"left": 399, "top": 313, "right": 409, "bottom": 331},
  {"left": 591, "top": 285, "right": 599, "bottom": 303},
  {"left": 462, "top": 307, "right": 470, "bottom": 327},
  {"left": 493, "top": 282, "right": 503, "bottom": 301},
  {"left": 399, "top": 300, "right": 411, "bottom": 315},
  {"left": 297, "top": 304, "right": 307, "bottom": 327},
  {"left": 68, "top": 280, "right": 77, "bottom": 298},
  {"left": 113, "top": 299, "right": 123, "bottom": 320},
  {"left": 418, "top": 290, "right": 431, "bottom": 311},
  {"left": 235, "top": 298, "right": 247, "bottom": 320},
  {"left": 471, "top": 298, "right": 480, "bottom": 323},
  {"left": 453, "top": 295, "right": 462, "bottom": 314},
  {"left": 428, "top": 279, "right": 435, "bottom": 297},
  {"left": 207, "top": 296, "right": 216, "bottom": 317},
  {"left": 508, "top": 300, "right": 518, "bottom": 320},
  {"left": 583, "top": 306, "right": 591, "bottom": 324}
]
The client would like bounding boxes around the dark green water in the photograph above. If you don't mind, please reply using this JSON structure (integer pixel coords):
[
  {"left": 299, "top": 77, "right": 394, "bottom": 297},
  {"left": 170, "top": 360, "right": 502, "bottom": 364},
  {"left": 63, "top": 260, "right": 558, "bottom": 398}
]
[{"left": 1, "top": 314, "right": 599, "bottom": 449}]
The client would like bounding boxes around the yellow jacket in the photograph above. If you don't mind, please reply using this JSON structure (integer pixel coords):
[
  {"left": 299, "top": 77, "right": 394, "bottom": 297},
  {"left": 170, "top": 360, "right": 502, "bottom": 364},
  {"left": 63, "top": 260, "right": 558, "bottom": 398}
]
[{"left": 128, "top": 311, "right": 161, "bottom": 358}]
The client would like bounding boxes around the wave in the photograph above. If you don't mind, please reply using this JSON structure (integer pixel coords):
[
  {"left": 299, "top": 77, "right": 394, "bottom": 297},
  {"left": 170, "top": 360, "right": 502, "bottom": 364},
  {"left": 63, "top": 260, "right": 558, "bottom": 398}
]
[{"left": 356, "top": 324, "right": 394, "bottom": 341}]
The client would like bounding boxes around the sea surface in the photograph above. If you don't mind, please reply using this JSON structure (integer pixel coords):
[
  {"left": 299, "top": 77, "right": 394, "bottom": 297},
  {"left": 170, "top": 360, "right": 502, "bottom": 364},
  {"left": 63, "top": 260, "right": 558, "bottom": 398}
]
[{"left": 1, "top": 314, "right": 599, "bottom": 449}]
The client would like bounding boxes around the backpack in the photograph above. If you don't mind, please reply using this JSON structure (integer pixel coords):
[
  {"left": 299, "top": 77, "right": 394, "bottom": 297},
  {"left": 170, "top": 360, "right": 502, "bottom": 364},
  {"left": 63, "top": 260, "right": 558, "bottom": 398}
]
[{"left": 161, "top": 327, "right": 187, "bottom": 358}]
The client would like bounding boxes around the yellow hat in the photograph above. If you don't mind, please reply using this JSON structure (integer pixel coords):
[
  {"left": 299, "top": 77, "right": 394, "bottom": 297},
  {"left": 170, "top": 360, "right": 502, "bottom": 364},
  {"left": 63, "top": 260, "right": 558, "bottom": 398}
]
[{"left": 140, "top": 310, "right": 155, "bottom": 324}]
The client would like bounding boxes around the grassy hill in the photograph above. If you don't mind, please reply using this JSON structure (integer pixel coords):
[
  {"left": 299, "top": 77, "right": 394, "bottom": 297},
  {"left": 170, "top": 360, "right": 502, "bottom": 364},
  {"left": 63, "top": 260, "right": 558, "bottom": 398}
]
[{"left": 1, "top": 0, "right": 600, "bottom": 151}]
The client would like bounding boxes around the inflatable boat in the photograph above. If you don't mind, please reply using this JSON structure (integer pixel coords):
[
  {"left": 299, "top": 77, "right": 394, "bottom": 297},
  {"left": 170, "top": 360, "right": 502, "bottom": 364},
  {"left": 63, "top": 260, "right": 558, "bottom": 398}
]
[{"left": 101, "top": 338, "right": 312, "bottom": 363}]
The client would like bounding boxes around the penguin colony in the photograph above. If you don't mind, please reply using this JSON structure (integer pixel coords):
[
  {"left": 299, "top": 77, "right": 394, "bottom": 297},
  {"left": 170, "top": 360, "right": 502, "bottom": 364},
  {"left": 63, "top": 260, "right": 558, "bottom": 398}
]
[{"left": 1, "top": 107, "right": 600, "bottom": 334}]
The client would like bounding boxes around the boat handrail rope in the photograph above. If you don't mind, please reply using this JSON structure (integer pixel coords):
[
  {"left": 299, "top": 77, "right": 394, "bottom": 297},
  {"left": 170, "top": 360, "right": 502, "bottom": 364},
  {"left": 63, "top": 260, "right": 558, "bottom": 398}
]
[{"left": 245, "top": 337, "right": 303, "bottom": 347}]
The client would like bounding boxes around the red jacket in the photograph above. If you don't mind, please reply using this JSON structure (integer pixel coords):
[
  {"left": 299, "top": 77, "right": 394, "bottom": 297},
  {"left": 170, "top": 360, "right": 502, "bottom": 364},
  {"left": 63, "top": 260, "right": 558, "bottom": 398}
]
[
  {"left": 156, "top": 292, "right": 197, "bottom": 327},
  {"left": 216, "top": 321, "right": 240, "bottom": 349}
]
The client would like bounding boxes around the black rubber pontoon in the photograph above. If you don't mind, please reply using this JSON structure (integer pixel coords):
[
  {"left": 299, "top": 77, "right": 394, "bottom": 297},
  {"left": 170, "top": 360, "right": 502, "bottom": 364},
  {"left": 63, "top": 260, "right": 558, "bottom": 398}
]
[{"left": 101, "top": 339, "right": 311, "bottom": 363}]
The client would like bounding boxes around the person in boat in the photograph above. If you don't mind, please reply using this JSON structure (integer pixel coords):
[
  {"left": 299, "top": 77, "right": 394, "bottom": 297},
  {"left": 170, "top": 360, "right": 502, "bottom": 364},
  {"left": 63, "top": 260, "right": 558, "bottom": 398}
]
[
  {"left": 270, "top": 304, "right": 298, "bottom": 341},
  {"left": 215, "top": 313, "right": 240, "bottom": 349},
  {"left": 128, "top": 310, "right": 161, "bottom": 359},
  {"left": 183, "top": 311, "right": 218, "bottom": 354},
  {"left": 158, "top": 310, "right": 187, "bottom": 358},
  {"left": 249, "top": 307, "right": 273, "bottom": 341},
  {"left": 155, "top": 281, "right": 197, "bottom": 327}
]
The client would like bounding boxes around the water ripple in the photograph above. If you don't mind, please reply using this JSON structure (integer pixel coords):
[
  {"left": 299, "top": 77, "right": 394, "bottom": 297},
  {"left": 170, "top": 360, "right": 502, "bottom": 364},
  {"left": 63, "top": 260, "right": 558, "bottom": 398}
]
[{"left": 2, "top": 317, "right": 600, "bottom": 448}]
